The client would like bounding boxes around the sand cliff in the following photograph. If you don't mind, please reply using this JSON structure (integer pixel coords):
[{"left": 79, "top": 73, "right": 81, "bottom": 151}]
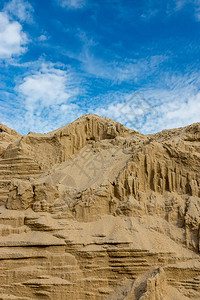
[{"left": 0, "top": 115, "right": 200, "bottom": 299}]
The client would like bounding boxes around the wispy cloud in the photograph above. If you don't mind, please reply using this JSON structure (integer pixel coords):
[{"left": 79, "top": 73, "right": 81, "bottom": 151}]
[
  {"left": 193, "top": 0, "right": 200, "bottom": 21},
  {"left": 93, "top": 71, "right": 200, "bottom": 133},
  {"left": 170, "top": 0, "right": 200, "bottom": 22},
  {"left": 38, "top": 34, "right": 49, "bottom": 42},
  {"left": 69, "top": 30, "right": 167, "bottom": 84},
  {"left": 0, "top": 0, "right": 199, "bottom": 136},
  {"left": 139, "top": 0, "right": 200, "bottom": 22},
  {"left": 0, "top": 12, "right": 28, "bottom": 59},
  {"left": 3, "top": 0, "right": 34, "bottom": 23},
  {"left": 81, "top": 54, "right": 167, "bottom": 84},
  {"left": 1, "top": 61, "right": 199, "bottom": 135},
  {"left": 57, "top": 0, "right": 86, "bottom": 9},
  {"left": 10, "top": 62, "right": 83, "bottom": 133}
]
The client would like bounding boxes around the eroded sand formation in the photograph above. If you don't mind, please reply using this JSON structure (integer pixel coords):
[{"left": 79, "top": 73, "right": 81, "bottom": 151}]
[{"left": 0, "top": 114, "right": 200, "bottom": 299}]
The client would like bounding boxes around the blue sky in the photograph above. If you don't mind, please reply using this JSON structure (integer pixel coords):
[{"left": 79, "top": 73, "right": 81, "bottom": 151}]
[{"left": 0, "top": 0, "right": 200, "bottom": 134}]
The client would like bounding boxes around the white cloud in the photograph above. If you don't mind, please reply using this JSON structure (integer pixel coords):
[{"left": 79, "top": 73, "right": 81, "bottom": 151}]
[
  {"left": 38, "top": 34, "right": 48, "bottom": 41},
  {"left": 173, "top": 0, "right": 200, "bottom": 21},
  {"left": 0, "top": 12, "right": 28, "bottom": 58},
  {"left": 93, "top": 92, "right": 156, "bottom": 131},
  {"left": 2, "top": 65, "right": 200, "bottom": 135},
  {"left": 13, "top": 62, "right": 84, "bottom": 133},
  {"left": 79, "top": 48, "right": 166, "bottom": 83},
  {"left": 3, "top": 0, "right": 34, "bottom": 23},
  {"left": 140, "top": 91, "right": 200, "bottom": 133},
  {"left": 172, "top": 0, "right": 188, "bottom": 11},
  {"left": 17, "top": 63, "right": 78, "bottom": 109},
  {"left": 168, "top": 0, "right": 200, "bottom": 22},
  {"left": 93, "top": 72, "right": 200, "bottom": 134},
  {"left": 72, "top": 30, "right": 167, "bottom": 83},
  {"left": 0, "top": 102, "right": 83, "bottom": 135},
  {"left": 194, "top": 0, "right": 200, "bottom": 20},
  {"left": 139, "top": 0, "right": 200, "bottom": 22},
  {"left": 20, "top": 102, "right": 83, "bottom": 134},
  {"left": 57, "top": 0, "right": 86, "bottom": 9}
]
